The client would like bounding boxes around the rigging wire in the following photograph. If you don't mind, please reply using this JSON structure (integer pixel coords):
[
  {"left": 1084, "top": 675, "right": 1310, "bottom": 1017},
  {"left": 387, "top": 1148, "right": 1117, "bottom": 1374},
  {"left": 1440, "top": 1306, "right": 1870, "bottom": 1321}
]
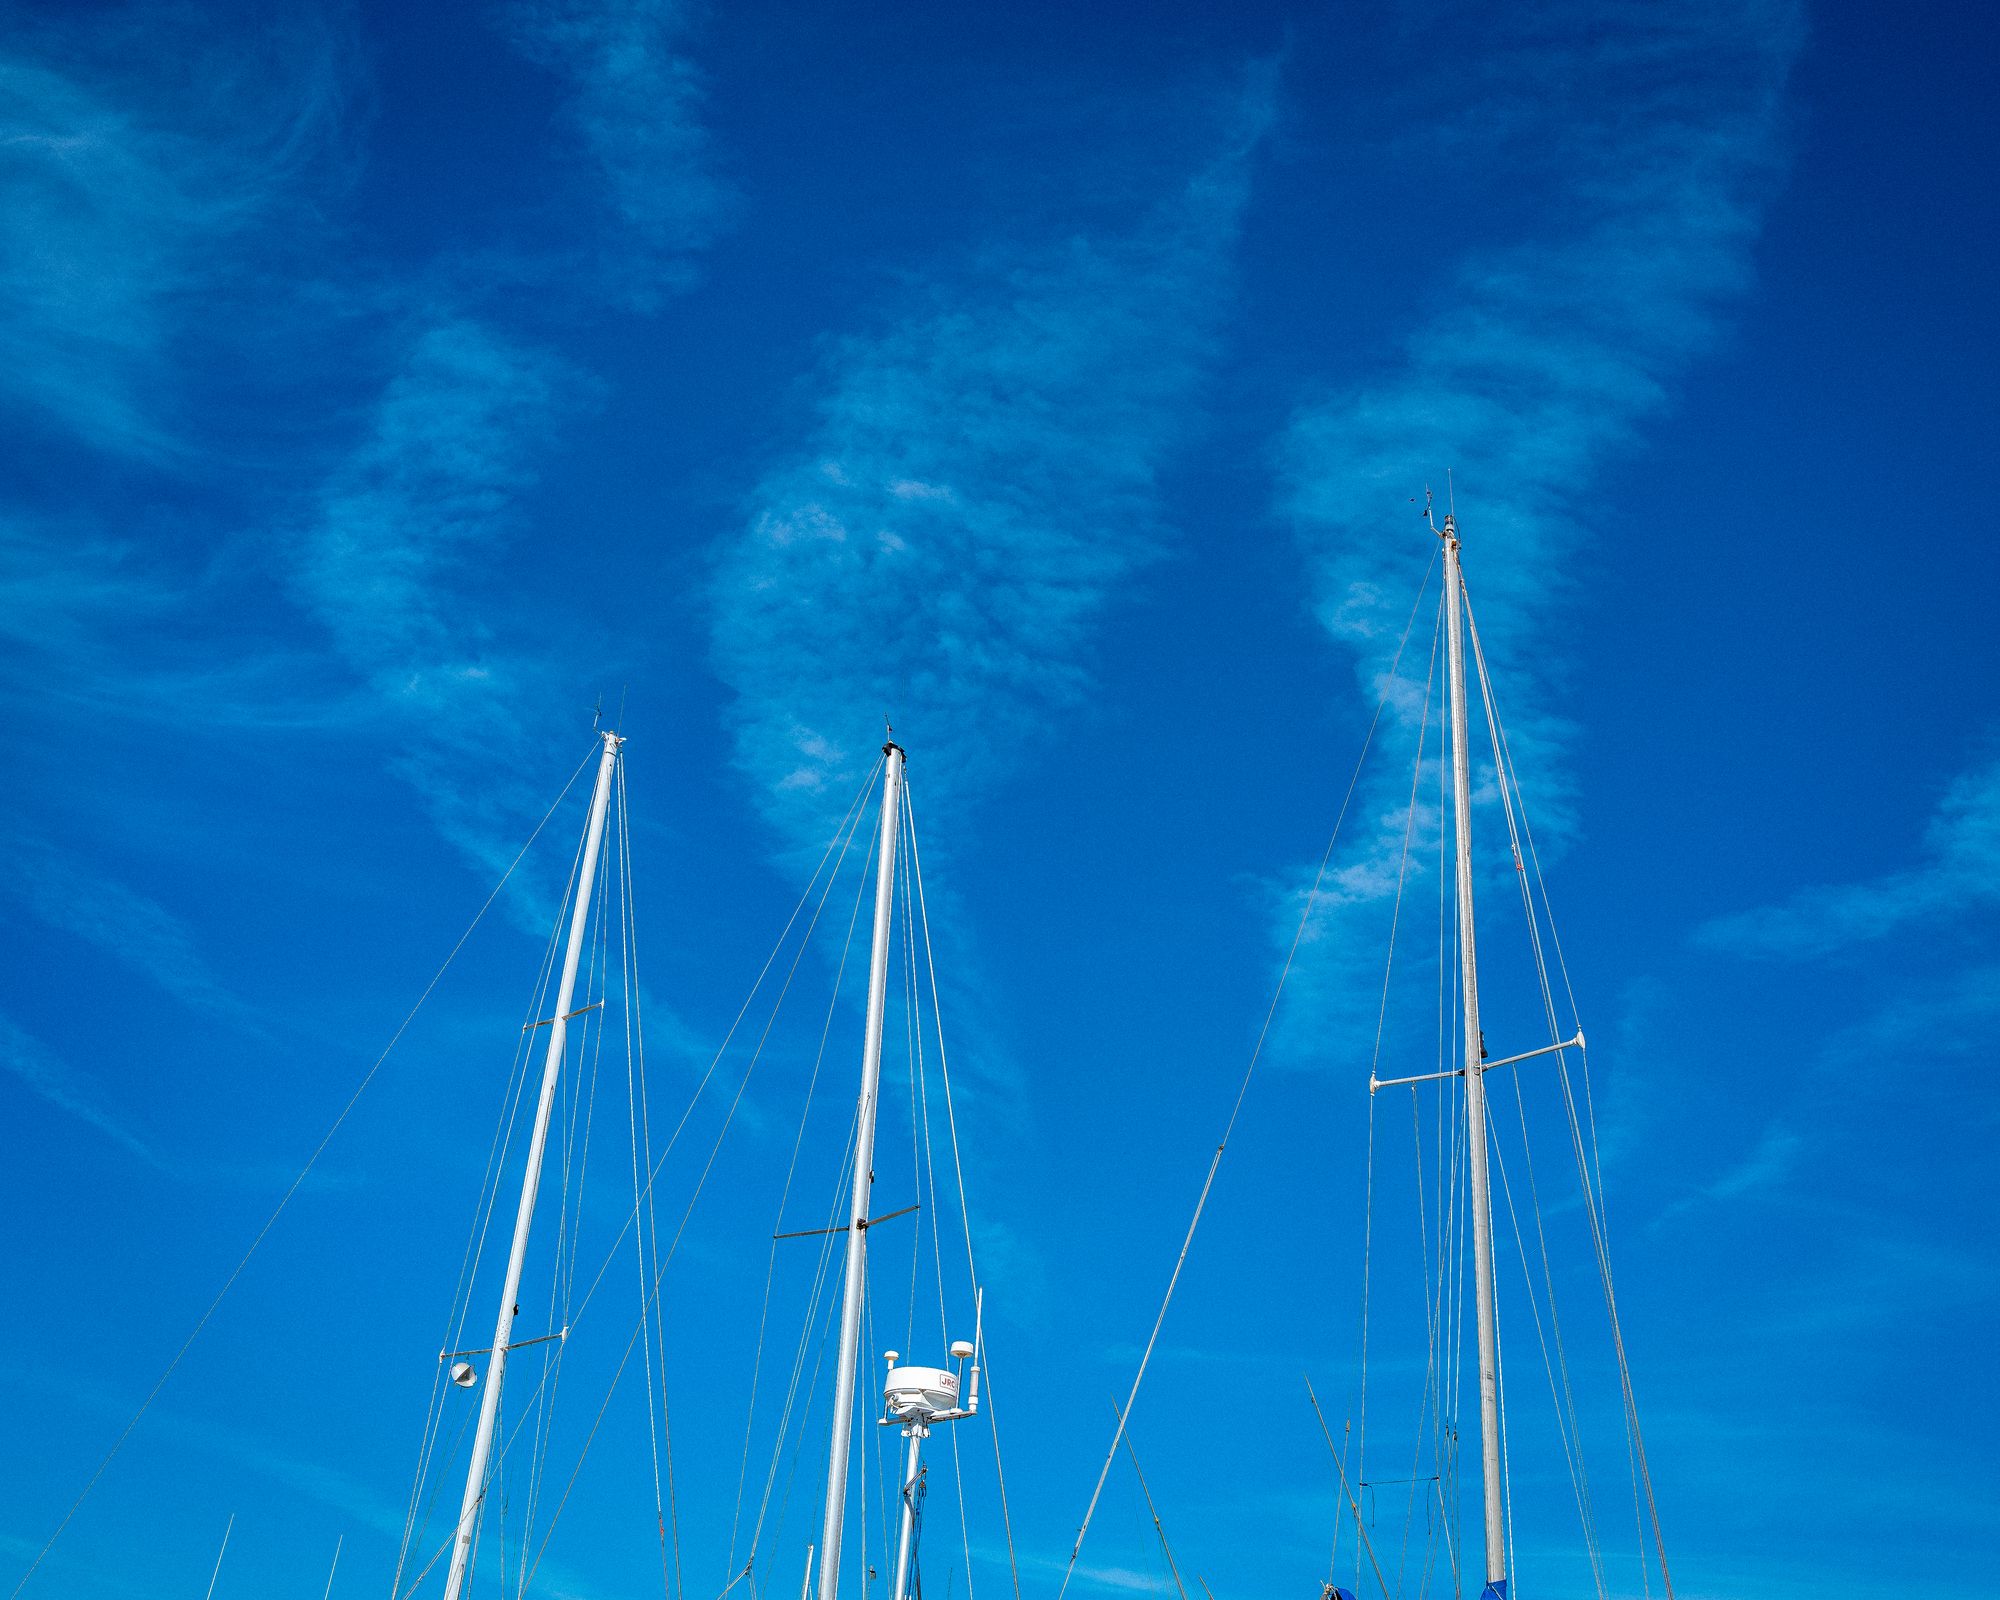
[
  {"left": 7, "top": 739, "right": 604, "bottom": 1600},
  {"left": 735, "top": 858, "right": 875, "bottom": 1578},
  {"left": 516, "top": 816, "right": 617, "bottom": 1590},
  {"left": 899, "top": 791, "right": 974, "bottom": 1600},
  {"left": 864, "top": 1259, "right": 879, "bottom": 1600},
  {"left": 417, "top": 755, "right": 883, "bottom": 1600},
  {"left": 396, "top": 843, "right": 572, "bottom": 1591},
  {"left": 1114, "top": 1410, "right": 1190, "bottom": 1600},
  {"left": 1450, "top": 580, "right": 1611, "bottom": 1597},
  {"left": 1356, "top": 590, "right": 1443, "bottom": 1593},
  {"left": 1486, "top": 1115, "right": 1609, "bottom": 1598},
  {"left": 1461, "top": 589, "right": 1676, "bottom": 1599},
  {"left": 1356, "top": 1066, "right": 1376, "bottom": 1599},
  {"left": 900, "top": 838, "right": 926, "bottom": 1360},
  {"left": 904, "top": 788, "right": 1022, "bottom": 1600},
  {"left": 522, "top": 776, "right": 879, "bottom": 1593},
  {"left": 1437, "top": 694, "right": 1468, "bottom": 1600},
  {"left": 617, "top": 754, "right": 678, "bottom": 1600},
  {"left": 397, "top": 756, "right": 883, "bottom": 1600},
  {"left": 1464, "top": 593, "right": 1653, "bottom": 1594},
  {"left": 1496, "top": 1238, "right": 1517, "bottom": 1586},
  {"left": 552, "top": 754, "right": 887, "bottom": 1349},
  {"left": 432, "top": 770, "right": 622, "bottom": 1600},
  {"left": 1306, "top": 1378, "right": 1393, "bottom": 1599},
  {"left": 1486, "top": 681, "right": 1658, "bottom": 1600},
  {"left": 1360, "top": 550, "right": 1675, "bottom": 1600},
  {"left": 1058, "top": 550, "right": 1441, "bottom": 1597},
  {"left": 1448, "top": 711, "right": 1470, "bottom": 1599},
  {"left": 1416, "top": 704, "right": 1455, "bottom": 1600},
  {"left": 754, "top": 1137, "right": 860, "bottom": 1573}
]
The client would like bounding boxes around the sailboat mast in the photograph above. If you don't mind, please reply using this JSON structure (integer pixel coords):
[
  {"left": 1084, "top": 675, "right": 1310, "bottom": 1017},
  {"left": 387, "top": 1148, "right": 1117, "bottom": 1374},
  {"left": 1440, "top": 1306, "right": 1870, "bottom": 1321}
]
[
  {"left": 816, "top": 740, "right": 906, "bottom": 1600},
  {"left": 442, "top": 729, "right": 622, "bottom": 1600},
  {"left": 1443, "top": 519, "right": 1508, "bottom": 1594}
]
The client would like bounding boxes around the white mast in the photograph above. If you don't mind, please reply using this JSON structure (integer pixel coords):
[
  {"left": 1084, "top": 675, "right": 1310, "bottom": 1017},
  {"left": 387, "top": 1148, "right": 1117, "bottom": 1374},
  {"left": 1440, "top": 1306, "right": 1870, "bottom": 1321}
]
[
  {"left": 1442, "top": 516, "right": 1508, "bottom": 1595},
  {"left": 816, "top": 740, "right": 906, "bottom": 1600},
  {"left": 882, "top": 1338, "right": 980, "bottom": 1600},
  {"left": 442, "top": 728, "right": 622, "bottom": 1600},
  {"left": 889, "top": 1420, "right": 926, "bottom": 1600}
]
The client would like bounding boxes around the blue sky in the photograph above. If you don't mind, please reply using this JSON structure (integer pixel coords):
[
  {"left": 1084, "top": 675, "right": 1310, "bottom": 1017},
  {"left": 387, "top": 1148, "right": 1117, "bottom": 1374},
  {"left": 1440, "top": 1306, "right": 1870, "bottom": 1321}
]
[{"left": 3, "top": 1, "right": 1996, "bottom": 1598}]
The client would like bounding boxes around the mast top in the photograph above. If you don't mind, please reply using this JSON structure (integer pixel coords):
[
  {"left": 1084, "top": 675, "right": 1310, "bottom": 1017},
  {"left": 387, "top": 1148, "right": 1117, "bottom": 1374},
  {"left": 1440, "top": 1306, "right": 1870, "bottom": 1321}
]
[{"left": 1424, "top": 485, "right": 1459, "bottom": 550}]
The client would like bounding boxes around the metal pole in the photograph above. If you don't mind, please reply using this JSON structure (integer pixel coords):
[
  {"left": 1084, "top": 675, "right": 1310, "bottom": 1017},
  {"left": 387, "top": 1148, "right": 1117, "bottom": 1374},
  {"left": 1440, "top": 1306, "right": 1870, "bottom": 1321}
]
[
  {"left": 889, "top": 1425, "right": 927, "bottom": 1600},
  {"left": 320, "top": 1534, "right": 343, "bottom": 1600},
  {"left": 816, "top": 741, "right": 905, "bottom": 1600},
  {"left": 443, "top": 730, "right": 622, "bottom": 1600},
  {"left": 200, "top": 1513, "right": 234, "bottom": 1600},
  {"left": 1444, "top": 520, "right": 1507, "bottom": 1591}
]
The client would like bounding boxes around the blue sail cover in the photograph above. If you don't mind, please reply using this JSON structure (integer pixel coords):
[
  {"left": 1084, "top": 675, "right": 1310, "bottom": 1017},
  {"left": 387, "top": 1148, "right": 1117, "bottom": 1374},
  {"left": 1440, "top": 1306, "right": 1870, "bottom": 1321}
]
[{"left": 1479, "top": 1582, "right": 1508, "bottom": 1600}]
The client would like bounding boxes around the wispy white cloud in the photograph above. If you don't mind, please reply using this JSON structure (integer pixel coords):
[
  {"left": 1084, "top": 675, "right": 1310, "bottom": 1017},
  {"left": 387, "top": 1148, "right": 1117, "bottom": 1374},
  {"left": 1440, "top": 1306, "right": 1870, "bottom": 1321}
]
[
  {"left": 0, "top": 520, "right": 187, "bottom": 709},
  {"left": 1829, "top": 961, "right": 2000, "bottom": 1069},
  {"left": 294, "top": 316, "right": 593, "bottom": 875},
  {"left": 1014, "top": 1550, "right": 1176, "bottom": 1596},
  {"left": 0, "top": 511, "right": 392, "bottom": 741},
  {"left": 0, "top": 0, "right": 722, "bottom": 884},
  {"left": 159, "top": 1411, "right": 406, "bottom": 1545},
  {"left": 1063, "top": 1565, "right": 1176, "bottom": 1596},
  {"left": 1271, "top": 0, "right": 1800, "bottom": 1052},
  {"left": 0, "top": 518, "right": 379, "bottom": 745},
  {"left": 0, "top": 523, "right": 166, "bottom": 656},
  {"left": 0, "top": 1011, "right": 165, "bottom": 1170},
  {"left": 714, "top": 77, "right": 1273, "bottom": 850},
  {"left": 502, "top": 0, "right": 730, "bottom": 299},
  {"left": 1700, "top": 754, "right": 2000, "bottom": 958},
  {"left": 302, "top": 319, "right": 579, "bottom": 668},
  {"left": 0, "top": 1531, "right": 157, "bottom": 1600},
  {"left": 0, "top": 11, "right": 347, "bottom": 461},
  {"left": 1657, "top": 1120, "right": 1799, "bottom": 1224},
  {"left": 1259, "top": 765, "right": 1450, "bottom": 1065},
  {"left": 277, "top": 0, "right": 728, "bottom": 864},
  {"left": 0, "top": 1001, "right": 370, "bottom": 1192},
  {"left": 0, "top": 828, "right": 254, "bottom": 1026},
  {"left": 1288, "top": 0, "right": 1799, "bottom": 781},
  {"left": 14, "top": 1363, "right": 409, "bottom": 1542},
  {"left": 0, "top": 13, "right": 374, "bottom": 744},
  {"left": 1745, "top": 1222, "right": 1990, "bottom": 1345}
]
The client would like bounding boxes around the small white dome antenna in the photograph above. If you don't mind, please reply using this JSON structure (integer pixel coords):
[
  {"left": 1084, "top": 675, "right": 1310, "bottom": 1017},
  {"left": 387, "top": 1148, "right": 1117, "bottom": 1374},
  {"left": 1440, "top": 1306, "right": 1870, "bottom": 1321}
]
[{"left": 877, "top": 1291, "right": 984, "bottom": 1600}]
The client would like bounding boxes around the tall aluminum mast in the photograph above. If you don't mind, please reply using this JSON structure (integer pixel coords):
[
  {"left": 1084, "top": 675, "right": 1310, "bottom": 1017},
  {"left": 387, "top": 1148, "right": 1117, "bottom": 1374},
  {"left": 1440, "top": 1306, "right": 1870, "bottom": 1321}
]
[
  {"left": 442, "top": 729, "right": 622, "bottom": 1600},
  {"left": 816, "top": 740, "right": 906, "bottom": 1600},
  {"left": 1442, "top": 517, "right": 1508, "bottom": 1597}
]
